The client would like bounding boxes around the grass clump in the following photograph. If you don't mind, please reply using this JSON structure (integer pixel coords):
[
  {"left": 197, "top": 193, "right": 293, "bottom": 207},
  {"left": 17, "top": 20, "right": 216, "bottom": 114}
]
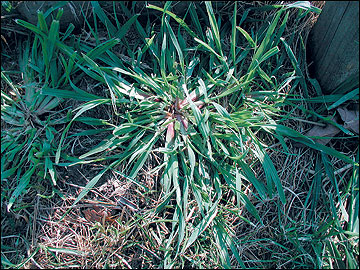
[
  {"left": 1, "top": 1, "right": 358, "bottom": 269},
  {"left": 1, "top": 9, "right": 76, "bottom": 211}
]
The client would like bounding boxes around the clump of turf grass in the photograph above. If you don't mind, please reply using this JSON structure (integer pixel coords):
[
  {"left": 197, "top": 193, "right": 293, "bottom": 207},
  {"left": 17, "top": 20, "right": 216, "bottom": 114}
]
[{"left": 1, "top": 1, "right": 358, "bottom": 269}]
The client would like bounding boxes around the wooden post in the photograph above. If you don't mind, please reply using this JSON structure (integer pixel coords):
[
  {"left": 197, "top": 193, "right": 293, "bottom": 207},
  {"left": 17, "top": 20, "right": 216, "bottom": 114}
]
[{"left": 308, "top": 1, "right": 359, "bottom": 94}]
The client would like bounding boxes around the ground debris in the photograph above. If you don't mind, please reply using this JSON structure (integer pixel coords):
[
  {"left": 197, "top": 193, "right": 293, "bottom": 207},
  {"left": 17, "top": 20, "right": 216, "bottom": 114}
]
[{"left": 337, "top": 106, "right": 359, "bottom": 134}]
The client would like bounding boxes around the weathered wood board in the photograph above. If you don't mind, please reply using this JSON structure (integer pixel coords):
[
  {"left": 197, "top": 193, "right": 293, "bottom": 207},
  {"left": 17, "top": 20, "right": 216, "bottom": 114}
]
[{"left": 308, "top": 1, "right": 359, "bottom": 94}]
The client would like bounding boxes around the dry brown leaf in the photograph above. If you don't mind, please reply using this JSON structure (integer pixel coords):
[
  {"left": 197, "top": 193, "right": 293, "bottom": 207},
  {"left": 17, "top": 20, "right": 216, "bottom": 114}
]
[
  {"left": 82, "top": 206, "right": 118, "bottom": 224},
  {"left": 337, "top": 107, "right": 359, "bottom": 134},
  {"left": 83, "top": 208, "right": 103, "bottom": 222},
  {"left": 83, "top": 206, "right": 108, "bottom": 223},
  {"left": 303, "top": 124, "right": 341, "bottom": 145}
]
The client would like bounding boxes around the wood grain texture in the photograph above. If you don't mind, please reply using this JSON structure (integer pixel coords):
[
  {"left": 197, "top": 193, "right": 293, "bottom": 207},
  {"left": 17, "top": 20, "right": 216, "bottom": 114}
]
[{"left": 308, "top": 1, "right": 359, "bottom": 94}]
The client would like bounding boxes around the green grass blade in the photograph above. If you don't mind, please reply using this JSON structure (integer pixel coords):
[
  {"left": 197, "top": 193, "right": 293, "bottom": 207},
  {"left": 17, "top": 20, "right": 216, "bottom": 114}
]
[
  {"left": 45, "top": 157, "right": 56, "bottom": 186},
  {"left": 40, "top": 245, "right": 86, "bottom": 257},
  {"left": 258, "top": 46, "right": 280, "bottom": 63},
  {"left": 189, "top": 2, "right": 205, "bottom": 40},
  {"left": 41, "top": 87, "right": 106, "bottom": 101},
  {"left": 7, "top": 165, "right": 36, "bottom": 211},
  {"left": 182, "top": 84, "right": 210, "bottom": 139},
  {"left": 347, "top": 153, "right": 359, "bottom": 233},
  {"left": 91, "top": 1, "right": 117, "bottom": 36},
  {"left": 239, "top": 8, "right": 250, "bottom": 26},
  {"left": 15, "top": 19, "right": 47, "bottom": 39},
  {"left": 252, "top": 139, "right": 286, "bottom": 204},
  {"left": 205, "top": 2, "right": 222, "bottom": 56},
  {"left": 113, "top": 14, "right": 139, "bottom": 41},
  {"left": 238, "top": 161, "right": 267, "bottom": 200},
  {"left": 307, "top": 156, "right": 323, "bottom": 223},
  {"left": 61, "top": 166, "right": 111, "bottom": 220},
  {"left": 273, "top": 11, "right": 289, "bottom": 47},
  {"left": 285, "top": 100, "right": 355, "bottom": 135},
  {"left": 285, "top": 1, "right": 322, "bottom": 14},
  {"left": 252, "top": 9, "right": 282, "bottom": 65},
  {"left": 61, "top": 23, "right": 75, "bottom": 41},
  {"left": 264, "top": 124, "right": 356, "bottom": 164},
  {"left": 236, "top": 27, "right": 256, "bottom": 48},
  {"left": 129, "top": 134, "right": 160, "bottom": 178},
  {"left": 213, "top": 162, "right": 262, "bottom": 223},
  {"left": 213, "top": 84, "right": 242, "bottom": 100},
  {"left": 280, "top": 37, "right": 308, "bottom": 97},
  {"left": 47, "top": 20, "right": 60, "bottom": 63},
  {"left": 55, "top": 99, "right": 110, "bottom": 164},
  {"left": 37, "top": 11, "right": 48, "bottom": 33},
  {"left": 182, "top": 202, "right": 218, "bottom": 252},
  {"left": 165, "top": 19, "right": 185, "bottom": 75},
  {"left": 79, "top": 137, "right": 117, "bottom": 159},
  {"left": 321, "top": 153, "right": 349, "bottom": 222},
  {"left": 194, "top": 37, "right": 223, "bottom": 62},
  {"left": 231, "top": 2, "right": 237, "bottom": 64},
  {"left": 327, "top": 88, "right": 359, "bottom": 110},
  {"left": 160, "top": 30, "right": 168, "bottom": 83},
  {"left": 147, "top": 4, "right": 197, "bottom": 38},
  {"left": 84, "top": 38, "right": 119, "bottom": 61},
  {"left": 214, "top": 220, "right": 247, "bottom": 268},
  {"left": 213, "top": 222, "right": 232, "bottom": 268}
]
